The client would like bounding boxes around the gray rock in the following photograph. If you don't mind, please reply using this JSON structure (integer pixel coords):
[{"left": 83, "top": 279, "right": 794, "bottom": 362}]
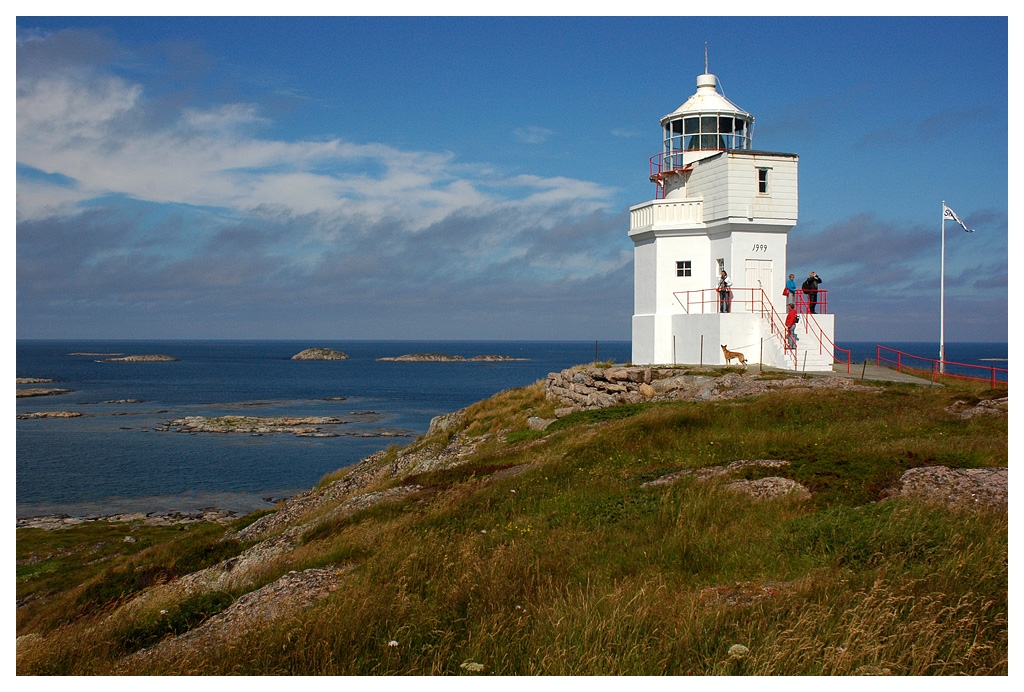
[{"left": 428, "top": 408, "right": 466, "bottom": 436}]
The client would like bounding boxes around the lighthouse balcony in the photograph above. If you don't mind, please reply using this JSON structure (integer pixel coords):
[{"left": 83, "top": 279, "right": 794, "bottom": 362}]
[{"left": 629, "top": 199, "right": 703, "bottom": 234}]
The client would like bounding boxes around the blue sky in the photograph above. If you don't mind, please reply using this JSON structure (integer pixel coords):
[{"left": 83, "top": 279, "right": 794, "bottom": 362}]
[{"left": 15, "top": 14, "right": 1009, "bottom": 342}]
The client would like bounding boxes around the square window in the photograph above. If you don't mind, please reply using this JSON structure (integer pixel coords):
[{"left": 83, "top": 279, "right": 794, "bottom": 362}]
[{"left": 676, "top": 260, "right": 691, "bottom": 277}]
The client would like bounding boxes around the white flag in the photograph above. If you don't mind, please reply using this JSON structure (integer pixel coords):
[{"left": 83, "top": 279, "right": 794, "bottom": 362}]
[{"left": 943, "top": 204, "right": 975, "bottom": 233}]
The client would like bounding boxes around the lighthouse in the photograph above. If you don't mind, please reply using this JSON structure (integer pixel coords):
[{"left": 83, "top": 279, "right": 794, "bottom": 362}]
[{"left": 629, "top": 66, "right": 835, "bottom": 371}]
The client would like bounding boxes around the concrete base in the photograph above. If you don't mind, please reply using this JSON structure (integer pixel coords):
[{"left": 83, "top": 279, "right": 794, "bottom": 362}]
[{"left": 632, "top": 310, "right": 836, "bottom": 371}]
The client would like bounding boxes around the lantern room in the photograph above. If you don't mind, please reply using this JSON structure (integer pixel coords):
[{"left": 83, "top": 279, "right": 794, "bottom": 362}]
[{"left": 651, "top": 72, "right": 754, "bottom": 200}]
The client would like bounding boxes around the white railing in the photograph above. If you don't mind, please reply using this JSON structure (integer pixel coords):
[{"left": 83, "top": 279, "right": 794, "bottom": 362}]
[{"left": 630, "top": 199, "right": 703, "bottom": 231}]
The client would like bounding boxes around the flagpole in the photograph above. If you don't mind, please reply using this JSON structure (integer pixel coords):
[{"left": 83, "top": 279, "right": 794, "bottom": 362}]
[{"left": 940, "top": 200, "right": 946, "bottom": 374}]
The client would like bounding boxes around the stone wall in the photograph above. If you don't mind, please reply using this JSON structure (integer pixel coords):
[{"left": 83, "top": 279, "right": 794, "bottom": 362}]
[
  {"left": 545, "top": 366, "right": 870, "bottom": 417},
  {"left": 545, "top": 366, "right": 673, "bottom": 414}
]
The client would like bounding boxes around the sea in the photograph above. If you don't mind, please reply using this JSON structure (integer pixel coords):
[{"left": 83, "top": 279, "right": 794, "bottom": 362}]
[{"left": 15, "top": 339, "right": 1007, "bottom": 519}]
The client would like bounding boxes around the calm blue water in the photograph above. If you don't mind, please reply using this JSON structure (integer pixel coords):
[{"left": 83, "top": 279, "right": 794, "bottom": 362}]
[
  {"left": 16, "top": 340, "right": 630, "bottom": 518},
  {"left": 16, "top": 340, "right": 1006, "bottom": 518}
]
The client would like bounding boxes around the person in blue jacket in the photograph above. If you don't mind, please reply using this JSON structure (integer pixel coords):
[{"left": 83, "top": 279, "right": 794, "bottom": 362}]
[{"left": 785, "top": 273, "right": 797, "bottom": 311}]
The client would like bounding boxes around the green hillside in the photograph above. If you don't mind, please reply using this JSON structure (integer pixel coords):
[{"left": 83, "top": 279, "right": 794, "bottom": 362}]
[{"left": 16, "top": 368, "right": 1008, "bottom": 675}]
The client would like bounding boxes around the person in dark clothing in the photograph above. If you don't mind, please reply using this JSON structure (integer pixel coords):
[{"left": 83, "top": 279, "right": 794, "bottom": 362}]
[{"left": 801, "top": 272, "right": 822, "bottom": 313}]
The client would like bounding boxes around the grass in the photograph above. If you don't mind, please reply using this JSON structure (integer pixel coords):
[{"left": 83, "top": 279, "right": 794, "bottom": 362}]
[
  {"left": 17, "top": 519, "right": 250, "bottom": 636},
  {"left": 16, "top": 375, "right": 1007, "bottom": 675}
]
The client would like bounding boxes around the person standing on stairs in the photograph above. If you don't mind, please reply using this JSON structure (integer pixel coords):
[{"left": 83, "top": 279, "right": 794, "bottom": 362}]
[{"left": 785, "top": 305, "right": 799, "bottom": 349}]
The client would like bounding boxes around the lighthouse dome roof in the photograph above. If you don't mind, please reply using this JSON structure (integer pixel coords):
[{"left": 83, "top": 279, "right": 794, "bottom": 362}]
[{"left": 661, "top": 73, "right": 751, "bottom": 124}]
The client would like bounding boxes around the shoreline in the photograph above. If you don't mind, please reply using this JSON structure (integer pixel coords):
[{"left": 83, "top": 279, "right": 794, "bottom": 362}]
[{"left": 18, "top": 507, "right": 243, "bottom": 530}]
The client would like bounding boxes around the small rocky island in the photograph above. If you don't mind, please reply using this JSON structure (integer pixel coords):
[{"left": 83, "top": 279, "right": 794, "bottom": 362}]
[
  {"left": 376, "top": 353, "right": 527, "bottom": 362},
  {"left": 291, "top": 348, "right": 349, "bottom": 361},
  {"left": 17, "top": 388, "right": 71, "bottom": 398},
  {"left": 17, "top": 411, "right": 82, "bottom": 419},
  {"left": 16, "top": 378, "right": 55, "bottom": 384},
  {"left": 100, "top": 355, "right": 179, "bottom": 362},
  {"left": 157, "top": 415, "right": 411, "bottom": 439},
  {"left": 160, "top": 415, "right": 348, "bottom": 437}
]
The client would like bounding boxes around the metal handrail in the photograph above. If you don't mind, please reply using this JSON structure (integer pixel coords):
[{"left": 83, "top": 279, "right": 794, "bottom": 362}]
[
  {"left": 669, "top": 286, "right": 854, "bottom": 371},
  {"left": 792, "top": 289, "right": 828, "bottom": 314},
  {"left": 801, "top": 311, "right": 851, "bottom": 373},
  {"left": 876, "top": 345, "right": 1008, "bottom": 386},
  {"left": 670, "top": 288, "right": 800, "bottom": 368},
  {"left": 649, "top": 151, "right": 692, "bottom": 179}
]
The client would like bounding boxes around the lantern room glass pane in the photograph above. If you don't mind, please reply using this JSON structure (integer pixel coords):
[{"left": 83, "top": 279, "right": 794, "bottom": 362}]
[
  {"left": 701, "top": 134, "right": 716, "bottom": 149},
  {"left": 671, "top": 120, "right": 683, "bottom": 135},
  {"left": 686, "top": 134, "right": 700, "bottom": 150},
  {"left": 684, "top": 117, "right": 699, "bottom": 134},
  {"left": 701, "top": 116, "right": 717, "bottom": 133},
  {"left": 719, "top": 117, "right": 733, "bottom": 133}
]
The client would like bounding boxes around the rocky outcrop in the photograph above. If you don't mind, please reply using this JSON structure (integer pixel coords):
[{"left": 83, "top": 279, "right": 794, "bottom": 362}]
[
  {"left": 428, "top": 409, "right": 466, "bottom": 436},
  {"left": 643, "top": 459, "right": 792, "bottom": 486},
  {"left": 724, "top": 477, "right": 811, "bottom": 501},
  {"left": 945, "top": 397, "right": 1008, "bottom": 419},
  {"left": 546, "top": 367, "right": 870, "bottom": 414},
  {"left": 16, "top": 378, "right": 55, "bottom": 384},
  {"left": 884, "top": 466, "right": 1007, "bottom": 508},
  {"left": 227, "top": 485, "right": 423, "bottom": 544},
  {"left": 119, "top": 567, "right": 348, "bottom": 670},
  {"left": 642, "top": 459, "right": 810, "bottom": 500},
  {"left": 16, "top": 388, "right": 71, "bottom": 398},
  {"left": 159, "top": 415, "right": 348, "bottom": 437},
  {"left": 101, "top": 355, "right": 178, "bottom": 362},
  {"left": 291, "top": 348, "right": 349, "bottom": 360},
  {"left": 17, "top": 508, "right": 238, "bottom": 530},
  {"left": 17, "top": 411, "right": 82, "bottom": 419},
  {"left": 377, "top": 353, "right": 527, "bottom": 362}
]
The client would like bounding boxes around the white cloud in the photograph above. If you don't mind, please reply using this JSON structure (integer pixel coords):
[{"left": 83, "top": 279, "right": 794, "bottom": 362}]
[
  {"left": 15, "top": 32, "right": 635, "bottom": 340},
  {"left": 17, "top": 72, "right": 610, "bottom": 231},
  {"left": 512, "top": 126, "right": 554, "bottom": 144}
]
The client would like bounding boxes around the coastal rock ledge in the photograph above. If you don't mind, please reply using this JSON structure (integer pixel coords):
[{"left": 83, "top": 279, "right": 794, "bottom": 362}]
[
  {"left": 101, "top": 354, "right": 178, "bottom": 362},
  {"left": 291, "top": 348, "right": 349, "bottom": 360},
  {"left": 377, "top": 353, "right": 526, "bottom": 362},
  {"left": 545, "top": 366, "right": 870, "bottom": 414}
]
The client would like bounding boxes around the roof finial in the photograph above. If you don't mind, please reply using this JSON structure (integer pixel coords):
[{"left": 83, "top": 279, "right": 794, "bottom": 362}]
[{"left": 704, "top": 42, "right": 709, "bottom": 74}]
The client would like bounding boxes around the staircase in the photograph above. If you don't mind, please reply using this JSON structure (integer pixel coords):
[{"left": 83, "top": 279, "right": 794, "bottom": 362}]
[{"left": 754, "top": 292, "right": 835, "bottom": 372}]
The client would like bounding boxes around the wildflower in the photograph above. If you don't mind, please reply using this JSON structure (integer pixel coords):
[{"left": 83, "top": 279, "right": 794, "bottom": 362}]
[
  {"left": 159, "top": 609, "right": 168, "bottom": 615},
  {"left": 481, "top": 530, "right": 487, "bottom": 534},
  {"left": 388, "top": 640, "right": 399, "bottom": 647},
  {"left": 510, "top": 489, "right": 516, "bottom": 493},
  {"left": 460, "top": 661, "right": 485, "bottom": 673},
  {"left": 728, "top": 644, "right": 749, "bottom": 659}
]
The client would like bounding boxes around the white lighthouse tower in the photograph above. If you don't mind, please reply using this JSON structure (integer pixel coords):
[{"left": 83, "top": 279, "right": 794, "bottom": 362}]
[{"left": 629, "top": 65, "right": 836, "bottom": 371}]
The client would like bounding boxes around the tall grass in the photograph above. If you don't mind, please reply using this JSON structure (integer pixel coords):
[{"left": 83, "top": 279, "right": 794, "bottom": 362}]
[{"left": 18, "top": 379, "right": 1007, "bottom": 675}]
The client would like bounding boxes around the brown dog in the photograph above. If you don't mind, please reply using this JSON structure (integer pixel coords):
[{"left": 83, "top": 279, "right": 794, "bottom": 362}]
[{"left": 721, "top": 344, "right": 746, "bottom": 368}]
